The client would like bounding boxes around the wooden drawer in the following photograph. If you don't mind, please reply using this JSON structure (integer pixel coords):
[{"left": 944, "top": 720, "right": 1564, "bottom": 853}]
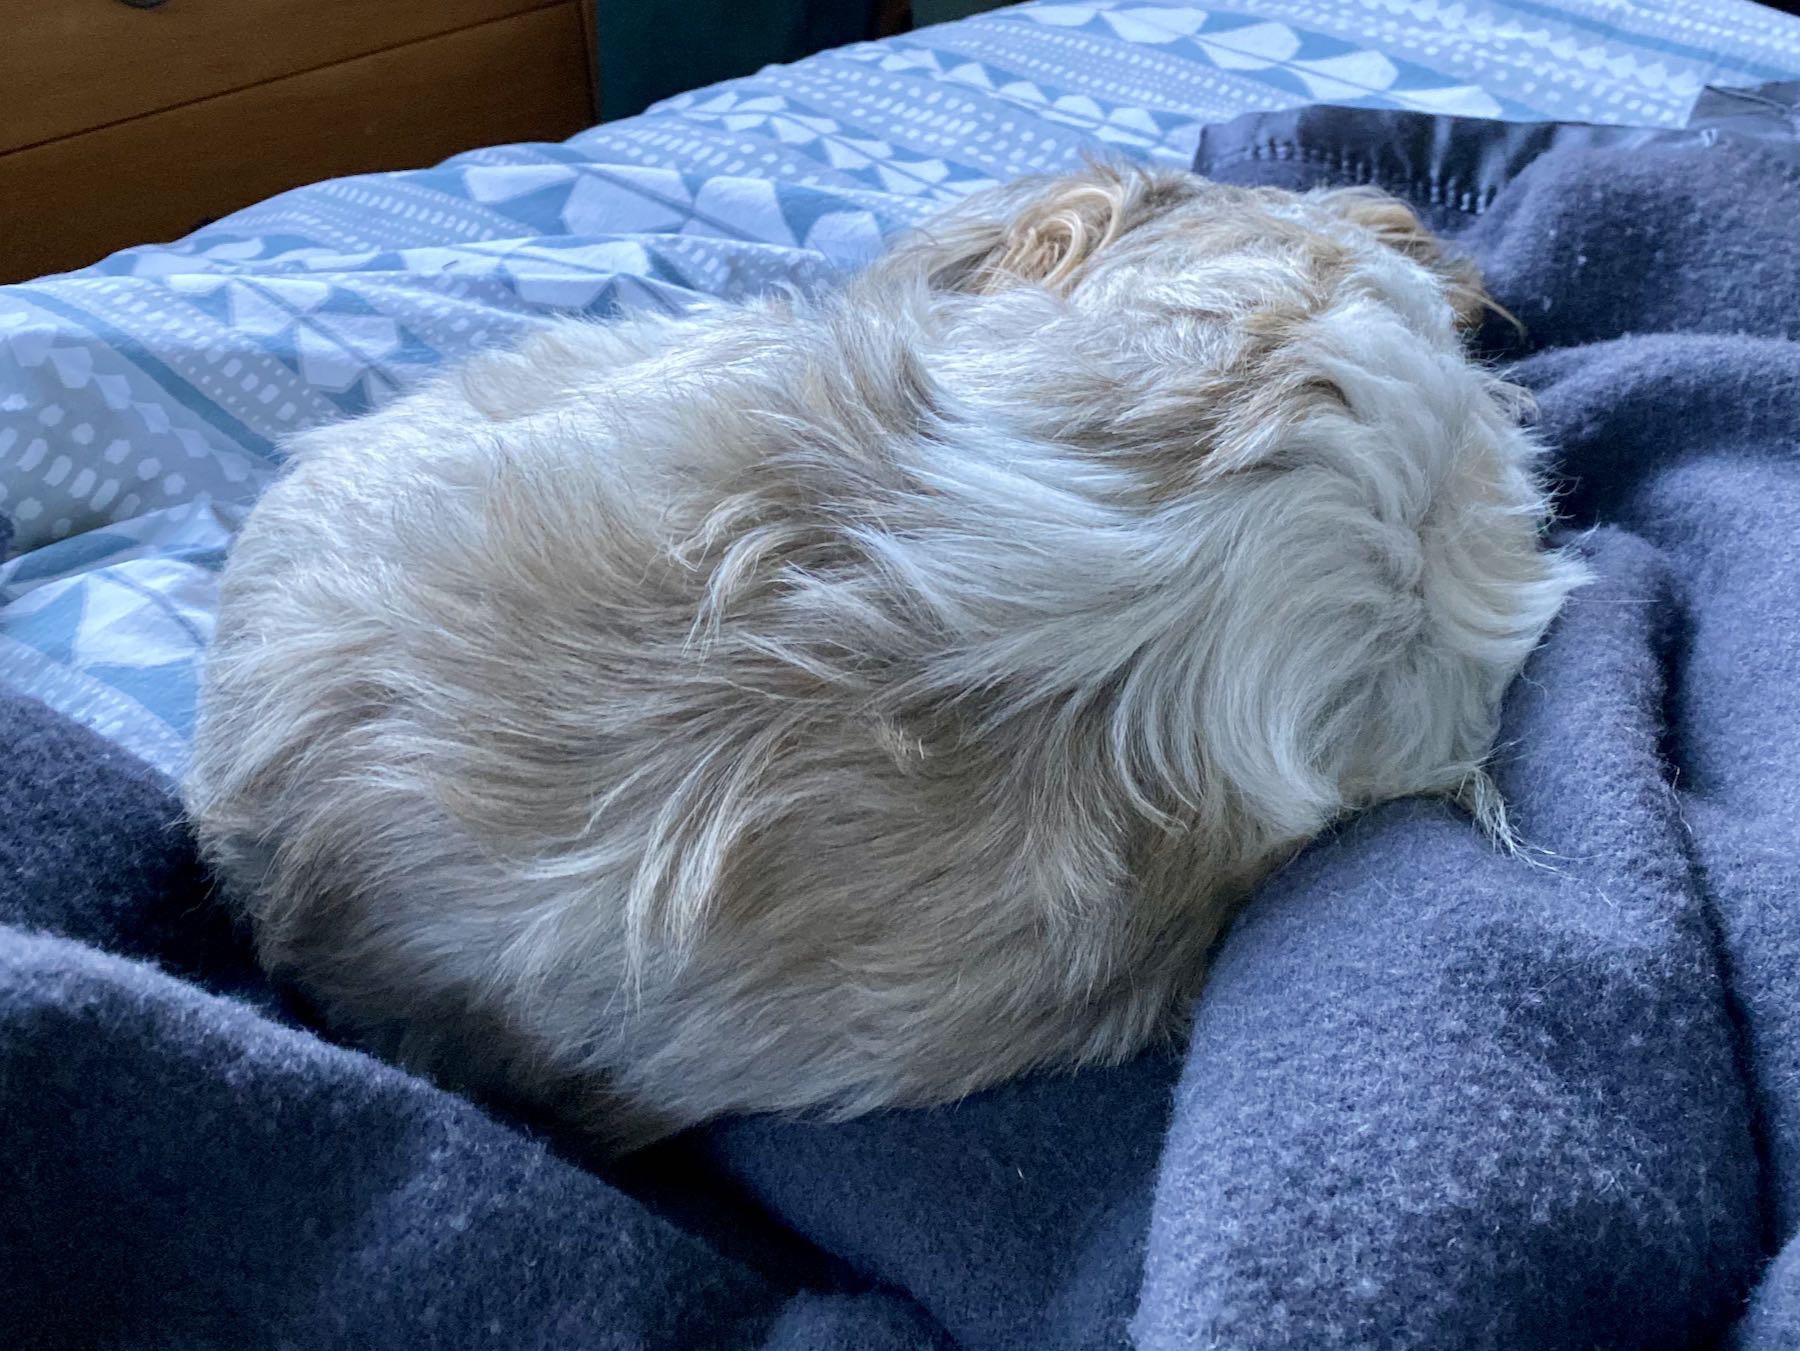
[
  {"left": 0, "top": 0, "right": 567, "bottom": 155},
  {"left": 0, "top": 3, "right": 595, "bottom": 283}
]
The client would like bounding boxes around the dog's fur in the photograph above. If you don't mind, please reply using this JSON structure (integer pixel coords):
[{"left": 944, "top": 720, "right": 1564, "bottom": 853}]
[{"left": 184, "top": 164, "right": 1584, "bottom": 1151}]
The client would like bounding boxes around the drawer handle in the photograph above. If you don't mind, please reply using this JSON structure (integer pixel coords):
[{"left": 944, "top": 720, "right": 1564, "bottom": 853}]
[{"left": 116, "top": 0, "right": 169, "bottom": 8}]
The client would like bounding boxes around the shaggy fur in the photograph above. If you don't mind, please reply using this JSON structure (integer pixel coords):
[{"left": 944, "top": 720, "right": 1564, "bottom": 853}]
[{"left": 184, "top": 164, "right": 1584, "bottom": 1152}]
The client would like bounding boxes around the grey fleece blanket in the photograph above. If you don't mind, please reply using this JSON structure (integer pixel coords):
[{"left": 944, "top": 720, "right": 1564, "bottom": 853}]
[{"left": 3, "top": 92, "right": 1799, "bottom": 1349}]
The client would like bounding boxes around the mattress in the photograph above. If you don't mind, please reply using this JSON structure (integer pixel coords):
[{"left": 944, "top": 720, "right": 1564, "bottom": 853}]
[{"left": 4, "top": 0, "right": 1799, "bottom": 777}]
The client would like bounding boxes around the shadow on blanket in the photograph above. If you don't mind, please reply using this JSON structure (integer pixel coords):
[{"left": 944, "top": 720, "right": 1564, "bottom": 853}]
[{"left": 3, "top": 85, "right": 1799, "bottom": 1351}]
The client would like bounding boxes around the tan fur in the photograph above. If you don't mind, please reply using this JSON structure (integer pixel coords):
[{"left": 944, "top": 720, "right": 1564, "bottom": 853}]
[
  {"left": 1321, "top": 185, "right": 1500, "bottom": 330},
  {"left": 185, "top": 164, "right": 1583, "bottom": 1152}
]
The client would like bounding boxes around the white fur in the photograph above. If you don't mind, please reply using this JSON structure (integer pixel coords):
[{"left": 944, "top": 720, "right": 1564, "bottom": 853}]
[{"left": 184, "top": 165, "right": 1584, "bottom": 1151}]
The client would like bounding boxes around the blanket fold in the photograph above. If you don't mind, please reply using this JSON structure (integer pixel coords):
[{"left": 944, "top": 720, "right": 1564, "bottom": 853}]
[
  {"left": 0, "top": 691, "right": 949, "bottom": 1351},
  {"left": 1136, "top": 531, "right": 1761, "bottom": 1348},
  {"left": 1155, "top": 93, "right": 1800, "bottom": 1351}
]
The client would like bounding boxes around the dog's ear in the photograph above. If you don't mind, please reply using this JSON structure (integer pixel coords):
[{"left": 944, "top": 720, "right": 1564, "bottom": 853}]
[
  {"left": 1318, "top": 187, "right": 1498, "bottom": 333},
  {"left": 904, "top": 164, "right": 1167, "bottom": 296},
  {"left": 972, "top": 172, "right": 1132, "bottom": 294}
]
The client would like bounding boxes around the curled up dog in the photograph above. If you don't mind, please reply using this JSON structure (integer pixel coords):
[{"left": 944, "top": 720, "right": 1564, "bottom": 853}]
[{"left": 184, "top": 162, "right": 1585, "bottom": 1152}]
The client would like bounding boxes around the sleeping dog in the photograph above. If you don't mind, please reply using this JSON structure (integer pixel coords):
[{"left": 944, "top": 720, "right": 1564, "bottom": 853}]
[{"left": 184, "top": 163, "right": 1582, "bottom": 1151}]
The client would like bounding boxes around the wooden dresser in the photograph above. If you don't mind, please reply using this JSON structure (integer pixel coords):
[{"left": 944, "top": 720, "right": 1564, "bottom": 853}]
[{"left": 0, "top": 0, "right": 599, "bottom": 284}]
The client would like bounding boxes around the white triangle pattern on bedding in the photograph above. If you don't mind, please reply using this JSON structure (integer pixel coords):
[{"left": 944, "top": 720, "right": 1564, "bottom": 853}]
[{"left": 3, "top": 0, "right": 1796, "bottom": 777}]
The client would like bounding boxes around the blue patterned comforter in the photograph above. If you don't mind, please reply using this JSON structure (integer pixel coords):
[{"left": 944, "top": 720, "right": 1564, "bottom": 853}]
[{"left": 3, "top": 0, "right": 1799, "bottom": 778}]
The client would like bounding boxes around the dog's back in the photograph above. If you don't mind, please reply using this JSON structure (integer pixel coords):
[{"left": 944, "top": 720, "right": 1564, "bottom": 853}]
[{"left": 187, "top": 166, "right": 1581, "bottom": 1149}]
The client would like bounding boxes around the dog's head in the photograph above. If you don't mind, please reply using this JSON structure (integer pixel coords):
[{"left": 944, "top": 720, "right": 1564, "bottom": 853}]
[{"left": 864, "top": 164, "right": 1582, "bottom": 848}]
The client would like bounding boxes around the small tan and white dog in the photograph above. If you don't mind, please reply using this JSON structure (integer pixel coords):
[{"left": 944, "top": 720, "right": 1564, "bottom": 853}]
[{"left": 185, "top": 163, "right": 1582, "bottom": 1151}]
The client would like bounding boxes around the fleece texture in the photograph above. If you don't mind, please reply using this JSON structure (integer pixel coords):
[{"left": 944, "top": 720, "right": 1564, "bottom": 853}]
[
  {"left": 1129, "top": 107, "right": 1800, "bottom": 1350},
  {"left": 0, "top": 689, "right": 948, "bottom": 1351},
  {"left": 3, "top": 94, "right": 1798, "bottom": 1349}
]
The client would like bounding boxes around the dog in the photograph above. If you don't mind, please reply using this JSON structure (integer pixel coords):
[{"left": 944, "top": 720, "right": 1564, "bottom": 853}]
[{"left": 184, "top": 162, "right": 1584, "bottom": 1152}]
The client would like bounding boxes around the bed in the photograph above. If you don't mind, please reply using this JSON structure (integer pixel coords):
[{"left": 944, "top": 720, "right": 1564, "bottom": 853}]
[
  {"left": 2, "top": 0, "right": 1795, "bottom": 776},
  {"left": 5, "top": 4, "right": 1800, "bottom": 1349}
]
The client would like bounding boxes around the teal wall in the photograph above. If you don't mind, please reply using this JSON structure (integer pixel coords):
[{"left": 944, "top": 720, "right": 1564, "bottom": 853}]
[
  {"left": 597, "top": 1, "right": 876, "bottom": 120},
  {"left": 913, "top": 0, "right": 1010, "bottom": 22},
  {"left": 595, "top": 1, "right": 1015, "bottom": 120}
]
